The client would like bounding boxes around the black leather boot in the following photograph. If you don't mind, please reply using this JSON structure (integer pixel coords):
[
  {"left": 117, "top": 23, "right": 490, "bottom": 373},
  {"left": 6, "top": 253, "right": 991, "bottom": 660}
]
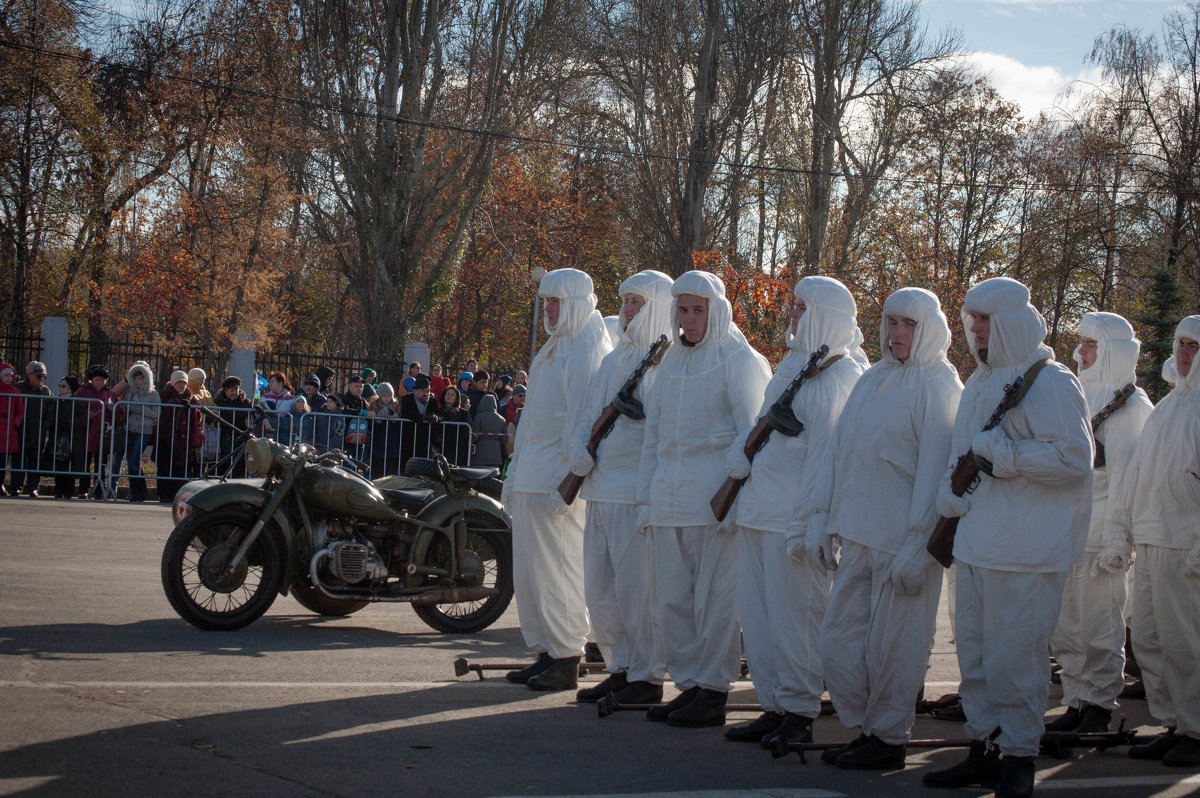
[
  {"left": 505, "top": 652, "right": 553, "bottom": 684},
  {"left": 835, "top": 734, "right": 907, "bottom": 770},
  {"left": 995, "top": 755, "right": 1035, "bottom": 798},
  {"left": 527, "top": 656, "right": 581, "bottom": 691},
  {"left": 822, "top": 733, "right": 868, "bottom": 764},
  {"left": 922, "top": 739, "right": 1002, "bottom": 788},
  {"left": 760, "top": 712, "right": 813, "bottom": 749},
  {"left": 611, "top": 680, "right": 664, "bottom": 704},
  {"left": 1043, "top": 705, "right": 1081, "bottom": 732},
  {"left": 667, "top": 688, "right": 728, "bottom": 728},
  {"left": 575, "top": 671, "right": 627, "bottom": 703},
  {"left": 1163, "top": 735, "right": 1200, "bottom": 767},
  {"left": 1071, "top": 703, "right": 1111, "bottom": 734},
  {"left": 647, "top": 686, "right": 700, "bottom": 722},
  {"left": 1129, "top": 728, "right": 1179, "bottom": 760},
  {"left": 723, "top": 711, "right": 784, "bottom": 742}
]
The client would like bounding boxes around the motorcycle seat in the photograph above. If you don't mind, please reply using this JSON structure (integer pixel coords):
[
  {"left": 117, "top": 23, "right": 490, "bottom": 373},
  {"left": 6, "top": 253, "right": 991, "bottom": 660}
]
[
  {"left": 383, "top": 487, "right": 435, "bottom": 507},
  {"left": 450, "top": 465, "right": 499, "bottom": 483}
]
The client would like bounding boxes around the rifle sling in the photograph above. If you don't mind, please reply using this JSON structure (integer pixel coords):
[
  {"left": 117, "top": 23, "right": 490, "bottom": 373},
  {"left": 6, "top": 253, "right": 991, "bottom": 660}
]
[{"left": 1010, "top": 358, "right": 1054, "bottom": 406}]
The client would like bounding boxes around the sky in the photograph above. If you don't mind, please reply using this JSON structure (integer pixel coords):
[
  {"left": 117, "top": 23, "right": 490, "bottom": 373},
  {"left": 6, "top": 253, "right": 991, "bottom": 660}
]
[{"left": 919, "top": 0, "right": 1181, "bottom": 118}]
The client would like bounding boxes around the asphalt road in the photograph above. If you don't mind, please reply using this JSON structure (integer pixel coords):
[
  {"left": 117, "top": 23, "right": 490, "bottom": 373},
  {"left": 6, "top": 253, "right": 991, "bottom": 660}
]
[{"left": 1, "top": 499, "right": 1197, "bottom": 798}]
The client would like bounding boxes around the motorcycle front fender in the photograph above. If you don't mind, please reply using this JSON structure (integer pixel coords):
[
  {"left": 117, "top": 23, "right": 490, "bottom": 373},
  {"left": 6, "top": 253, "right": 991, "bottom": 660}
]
[{"left": 182, "top": 481, "right": 300, "bottom": 594}]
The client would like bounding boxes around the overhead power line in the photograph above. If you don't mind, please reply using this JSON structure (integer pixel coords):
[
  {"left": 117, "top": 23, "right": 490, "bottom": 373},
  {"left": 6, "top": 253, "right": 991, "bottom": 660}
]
[{"left": 0, "top": 36, "right": 1187, "bottom": 199}]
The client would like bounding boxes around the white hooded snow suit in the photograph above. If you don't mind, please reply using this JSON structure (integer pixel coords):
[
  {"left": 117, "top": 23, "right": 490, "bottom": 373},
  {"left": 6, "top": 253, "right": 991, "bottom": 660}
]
[
  {"left": 1050, "top": 312, "right": 1153, "bottom": 714},
  {"left": 568, "top": 270, "right": 675, "bottom": 684},
  {"left": 506, "top": 268, "right": 613, "bottom": 659},
  {"left": 636, "top": 270, "right": 772, "bottom": 692},
  {"left": 735, "top": 276, "right": 867, "bottom": 719},
  {"left": 1112, "top": 315, "right": 1200, "bottom": 742},
  {"left": 940, "top": 277, "right": 1093, "bottom": 758},
  {"left": 810, "top": 288, "right": 962, "bottom": 745}
]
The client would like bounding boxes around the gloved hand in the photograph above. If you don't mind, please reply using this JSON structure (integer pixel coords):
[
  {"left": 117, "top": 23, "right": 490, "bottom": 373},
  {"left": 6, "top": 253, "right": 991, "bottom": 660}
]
[
  {"left": 500, "top": 477, "right": 515, "bottom": 509},
  {"left": 1185, "top": 539, "right": 1200, "bottom": 578},
  {"left": 805, "top": 513, "right": 837, "bottom": 572},
  {"left": 1092, "top": 532, "right": 1133, "bottom": 576},
  {"left": 890, "top": 535, "right": 934, "bottom": 596},
  {"left": 636, "top": 505, "right": 651, "bottom": 536},
  {"left": 723, "top": 446, "right": 752, "bottom": 480},
  {"left": 936, "top": 480, "right": 970, "bottom": 519},
  {"left": 545, "top": 489, "right": 571, "bottom": 518},
  {"left": 567, "top": 444, "right": 594, "bottom": 477},
  {"left": 785, "top": 526, "right": 806, "bottom": 562},
  {"left": 971, "top": 427, "right": 1016, "bottom": 477}
]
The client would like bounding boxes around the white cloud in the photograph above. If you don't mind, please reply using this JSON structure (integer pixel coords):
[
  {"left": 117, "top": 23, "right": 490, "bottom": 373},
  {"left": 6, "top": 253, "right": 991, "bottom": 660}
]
[{"left": 960, "top": 51, "right": 1107, "bottom": 119}]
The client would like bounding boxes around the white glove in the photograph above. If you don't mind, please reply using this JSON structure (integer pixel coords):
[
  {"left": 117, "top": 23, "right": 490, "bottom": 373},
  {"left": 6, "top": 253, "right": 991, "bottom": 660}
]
[
  {"left": 785, "top": 527, "right": 806, "bottom": 562},
  {"left": 500, "top": 477, "right": 515, "bottom": 509},
  {"left": 723, "top": 446, "right": 752, "bottom": 480},
  {"left": 936, "top": 480, "right": 970, "bottom": 519},
  {"left": 1186, "top": 539, "right": 1200, "bottom": 578},
  {"left": 971, "top": 427, "right": 1016, "bottom": 477},
  {"left": 890, "top": 535, "right": 934, "bottom": 596},
  {"left": 545, "top": 489, "right": 572, "bottom": 518},
  {"left": 1092, "top": 533, "right": 1133, "bottom": 576},
  {"left": 567, "top": 444, "right": 594, "bottom": 477},
  {"left": 805, "top": 513, "right": 837, "bottom": 572},
  {"left": 635, "top": 505, "right": 651, "bottom": 536}
]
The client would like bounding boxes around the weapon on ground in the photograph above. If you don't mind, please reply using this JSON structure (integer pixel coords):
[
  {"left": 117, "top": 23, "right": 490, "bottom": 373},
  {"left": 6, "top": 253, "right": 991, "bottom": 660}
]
[
  {"left": 710, "top": 345, "right": 840, "bottom": 522},
  {"left": 596, "top": 693, "right": 836, "bottom": 719},
  {"left": 557, "top": 335, "right": 672, "bottom": 504},
  {"left": 452, "top": 657, "right": 605, "bottom": 681}
]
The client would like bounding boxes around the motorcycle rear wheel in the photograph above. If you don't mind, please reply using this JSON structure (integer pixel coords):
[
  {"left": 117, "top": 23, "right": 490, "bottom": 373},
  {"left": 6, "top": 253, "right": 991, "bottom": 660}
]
[
  {"left": 411, "top": 513, "right": 513, "bottom": 634},
  {"left": 290, "top": 583, "right": 370, "bottom": 616},
  {"left": 161, "top": 507, "right": 283, "bottom": 631}
]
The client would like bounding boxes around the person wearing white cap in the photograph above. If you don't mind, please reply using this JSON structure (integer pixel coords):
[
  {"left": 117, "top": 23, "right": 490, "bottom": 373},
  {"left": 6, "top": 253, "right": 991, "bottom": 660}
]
[
  {"left": 922, "top": 277, "right": 1092, "bottom": 798},
  {"left": 187, "top": 368, "right": 213, "bottom": 407},
  {"left": 501, "top": 268, "right": 613, "bottom": 691},
  {"left": 1044, "top": 313, "right": 1153, "bottom": 735},
  {"left": 635, "top": 270, "right": 772, "bottom": 727},
  {"left": 1108, "top": 315, "right": 1200, "bottom": 766},
  {"left": 725, "top": 276, "right": 867, "bottom": 747},
  {"left": 567, "top": 270, "right": 675, "bottom": 706},
  {"left": 806, "top": 287, "right": 961, "bottom": 769}
]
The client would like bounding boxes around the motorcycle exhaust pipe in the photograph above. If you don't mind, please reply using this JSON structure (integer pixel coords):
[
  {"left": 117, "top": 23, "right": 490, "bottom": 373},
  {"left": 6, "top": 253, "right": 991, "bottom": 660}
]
[
  {"left": 411, "top": 585, "right": 498, "bottom": 605},
  {"left": 309, "top": 549, "right": 497, "bottom": 604}
]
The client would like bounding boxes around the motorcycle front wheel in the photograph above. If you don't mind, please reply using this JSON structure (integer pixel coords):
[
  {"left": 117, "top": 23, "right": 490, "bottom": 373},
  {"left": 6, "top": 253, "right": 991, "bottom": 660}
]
[
  {"left": 161, "top": 507, "right": 284, "bottom": 631},
  {"left": 411, "top": 512, "right": 513, "bottom": 634}
]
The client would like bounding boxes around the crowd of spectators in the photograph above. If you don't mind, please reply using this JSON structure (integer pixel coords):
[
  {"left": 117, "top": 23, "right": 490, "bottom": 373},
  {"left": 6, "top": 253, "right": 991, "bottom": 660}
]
[{"left": 0, "top": 357, "right": 528, "bottom": 503}]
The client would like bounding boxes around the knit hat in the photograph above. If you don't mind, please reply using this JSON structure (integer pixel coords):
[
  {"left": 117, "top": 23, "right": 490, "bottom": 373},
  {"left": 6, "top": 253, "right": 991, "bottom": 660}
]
[
  {"left": 304, "top": 374, "right": 321, "bottom": 388},
  {"left": 324, "top": 393, "right": 343, "bottom": 408},
  {"left": 513, "top": 384, "right": 527, "bottom": 394},
  {"left": 377, "top": 382, "right": 395, "bottom": 398},
  {"left": 360, "top": 367, "right": 376, "bottom": 381},
  {"left": 402, "top": 376, "right": 416, "bottom": 392},
  {"left": 221, "top": 376, "right": 242, "bottom": 390},
  {"left": 0, "top": 363, "right": 14, "bottom": 377},
  {"left": 458, "top": 371, "right": 473, "bottom": 383},
  {"left": 187, "top": 367, "right": 207, "bottom": 382},
  {"left": 499, "top": 375, "right": 512, "bottom": 386},
  {"left": 170, "top": 370, "right": 189, "bottom": 385}
]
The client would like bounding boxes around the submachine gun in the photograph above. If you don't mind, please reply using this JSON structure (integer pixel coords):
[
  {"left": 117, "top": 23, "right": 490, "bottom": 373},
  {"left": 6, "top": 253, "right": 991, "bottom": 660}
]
[
  {"left": 709, "top": 345, "right": 841, "bottom": 523},
  {"left": 557, "top": 335, "right": 672, "bottom": 504},
  {"left": 1090, "top": 383, "right": 1135, "bottom": 468}
]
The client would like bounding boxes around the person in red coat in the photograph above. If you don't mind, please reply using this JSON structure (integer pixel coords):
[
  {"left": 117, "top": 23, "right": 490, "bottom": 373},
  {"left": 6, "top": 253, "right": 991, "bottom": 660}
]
[
  {"left": 0, "top": 363, "right": 26, "bottom": 494},
  {"left": 72, "top": 364, "right": 117, "bottom": 498},
  {"left": 155, "top": 370, "right": 204, "bottom": 504}
]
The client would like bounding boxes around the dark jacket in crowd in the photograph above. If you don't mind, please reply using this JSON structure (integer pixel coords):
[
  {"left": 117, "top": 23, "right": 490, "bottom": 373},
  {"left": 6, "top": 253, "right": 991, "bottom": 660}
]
[
  {"left": 432, "top": 402, "right": 472, "bottom": 465},
  {"left": 15, "top": 377, "right": 52, "bottom": 454},
  {"left": 158, "top": 383, "right": 203, "bottom": 466},
  {"left": 214, "top": 389, "right": 253, "bottom": 457},
  {"left": 399, "top": 392, "right": 440, "bottom": 465},
  {"left": 470, "top": 394, "right": 507, "bottom": 467}
]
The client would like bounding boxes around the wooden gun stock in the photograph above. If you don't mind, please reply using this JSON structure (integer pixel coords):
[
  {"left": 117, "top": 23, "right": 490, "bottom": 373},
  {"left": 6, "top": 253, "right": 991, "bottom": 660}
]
[
  {"left": 709, "top": 416, "right": 772, "bottom": 522},
  {"left": 557, "top": 404, "right": 621, "bottom": 504},
  {"left": 926, "top": 452, "right": 979, "bottom": 568}
]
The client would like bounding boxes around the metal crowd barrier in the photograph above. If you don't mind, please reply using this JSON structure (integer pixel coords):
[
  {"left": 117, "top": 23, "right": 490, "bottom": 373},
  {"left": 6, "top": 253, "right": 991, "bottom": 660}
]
[{"left": 0, "top": 393, "right": 476, "bottom": 502}]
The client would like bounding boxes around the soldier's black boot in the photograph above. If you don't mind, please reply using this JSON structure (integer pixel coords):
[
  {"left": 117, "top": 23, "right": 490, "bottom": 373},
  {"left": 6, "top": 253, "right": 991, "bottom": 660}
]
[
  {"left": 1163, "top": 735, "right": 1200, "bottom": 767},
  {"left": 527, "top": 656, "right": 581, "bottom": 691},
  {"left": 576, "top": 671, "right": 627, "bottom": 703},
  {"left": 760, "top": 712, "right": 813, "bottom": 749},
  {"left": 610, "top": 680, "right": 663, "bottom": 704},
  {"left": 822, "top": 733, "right": 868, "bottom": 764},
  {"left": 1043, "top": 705, "right": 1081, "bottom": 732},
  {"left": 835, "top": 734, "right": 907, "bottom": 770},
  {"left": 996, "top": 755, "right": 1035, "bottom": 798},
  {"left": 667, "top": 688, "right": 728, "bottom": 728},
  {"left": 922, "top": 739, "right": 1001, "bottom": 788},
  {"left": 505, "top": 652, "right": 553, "bottom": 684},
  {"left": 1071, "top": 703, "right": 1112, "bottom": 734},
  {"left": 1129, "top": 728, "right": 1178, "bottom": 760},
  {"left": 723, "top": 711, "right": 784, "bottom": 742},
  {"left": 646, "top": 686, "right": 700, "bottom": 722}
]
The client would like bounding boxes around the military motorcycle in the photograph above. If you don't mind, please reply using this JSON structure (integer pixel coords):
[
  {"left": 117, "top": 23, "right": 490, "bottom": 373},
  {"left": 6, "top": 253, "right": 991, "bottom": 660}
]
[{"left": 161, "top": 412, "right": 513, "bottom": 634}]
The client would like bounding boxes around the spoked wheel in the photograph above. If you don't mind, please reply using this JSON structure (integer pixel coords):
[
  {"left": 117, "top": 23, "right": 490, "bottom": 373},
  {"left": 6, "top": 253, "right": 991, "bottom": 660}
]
[
  {"left": 411, "top": 511, "right": 513, "bottom": 634},
  {"left": 161, "top": 507, "right": 283, "bottom": 630}
]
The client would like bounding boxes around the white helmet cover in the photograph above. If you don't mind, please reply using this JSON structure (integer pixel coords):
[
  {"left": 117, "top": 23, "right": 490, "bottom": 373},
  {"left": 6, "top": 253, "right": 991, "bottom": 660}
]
[
  {"left": 618, "top": 270, "right": 675, "bottom": 348},
  {"left": 539, "top": 268, "right": 598, "bottom": 338},
  {"left": 880, "top": 287, "right": 952, "bottom": 367},
  {"left": 961, "top": 277, "right": 1048, "bottom": 368},
  {"left": 789, "top": 276, "right": 861, "bottom": 358}
]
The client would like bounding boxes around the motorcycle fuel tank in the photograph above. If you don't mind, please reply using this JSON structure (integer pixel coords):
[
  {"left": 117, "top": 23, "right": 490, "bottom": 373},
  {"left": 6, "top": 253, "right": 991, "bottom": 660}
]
[{"left": 299, "top": 466, "right": 397, "bottom": 521}]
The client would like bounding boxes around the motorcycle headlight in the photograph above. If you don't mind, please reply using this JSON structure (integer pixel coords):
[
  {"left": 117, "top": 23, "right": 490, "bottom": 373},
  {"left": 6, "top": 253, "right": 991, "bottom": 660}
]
[{"left": 244, "top": 438, "right": 274, "bottom": 477}]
